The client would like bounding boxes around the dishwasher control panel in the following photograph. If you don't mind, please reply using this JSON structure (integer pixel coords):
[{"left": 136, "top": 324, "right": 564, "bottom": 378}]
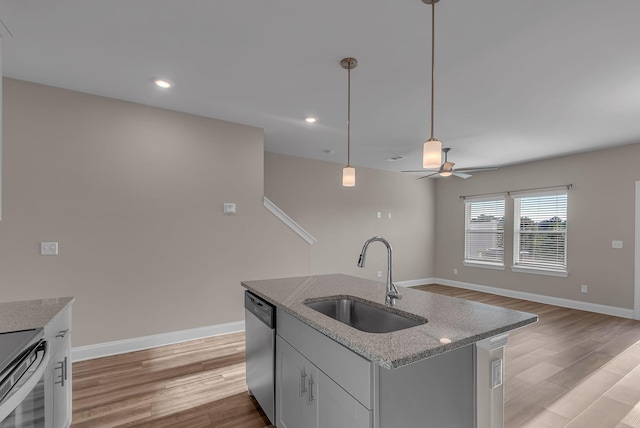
[{"left": 244, "top": 291, "right": 275, "bottom": 328}]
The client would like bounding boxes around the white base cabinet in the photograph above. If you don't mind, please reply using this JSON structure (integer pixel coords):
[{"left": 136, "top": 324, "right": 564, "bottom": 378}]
[
  {"left": 44, "top": 304, "right": 72, "bottom": 428},
  {"left": 276, "top": 336, "right": 370, "bottom": 428}
]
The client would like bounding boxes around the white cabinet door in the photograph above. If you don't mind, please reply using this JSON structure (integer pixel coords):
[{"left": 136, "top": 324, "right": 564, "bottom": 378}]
[
  {"left": 44, "top": 305, "right": 73, "bottom": 428},
  {"left": 277, "top": 335, "right": 372, "bottom": 428},
  {"left": 276, "top": 336, "right": 311, "bottom": 428},
  {"left": 311, "top": 370, "right": 371, "bottom": 428},
  {"left": 52, "top": 336, "right": 71, "bottom": 428}
]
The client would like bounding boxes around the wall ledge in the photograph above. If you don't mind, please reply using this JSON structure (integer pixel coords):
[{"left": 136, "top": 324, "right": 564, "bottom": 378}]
[
  {"left": 72, "top": 320, "right": 245, "bottom": 362},
  {"left": 434, "top": 277, "right": 634, "bottom": 319},
  {"left": 263, "top": 196, "right": 316, "bottom": 245}
]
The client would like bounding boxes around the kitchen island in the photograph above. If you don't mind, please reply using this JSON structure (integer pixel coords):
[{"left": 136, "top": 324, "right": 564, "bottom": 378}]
[{"left": 242, "top": 274, "right": 537, "bottom": 428}]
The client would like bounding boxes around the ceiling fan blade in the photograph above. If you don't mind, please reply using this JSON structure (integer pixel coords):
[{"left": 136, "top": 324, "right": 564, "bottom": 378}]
[
  {"left": 417, "top": 173, "right": 439, "bottom": 180},
  {"left": 453, "top": 171, "right": 472, "bottom": 179},
  {"left": 454, "top": 166, "right": 498, "bottom": 173},
  {"left": 402, "top": 169, "right": 439, "bottom": 173}
]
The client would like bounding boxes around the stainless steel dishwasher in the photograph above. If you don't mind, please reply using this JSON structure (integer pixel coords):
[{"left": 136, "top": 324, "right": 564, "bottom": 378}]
[{"left": 244, "top": 291, "right": 276, "bottom": 425}]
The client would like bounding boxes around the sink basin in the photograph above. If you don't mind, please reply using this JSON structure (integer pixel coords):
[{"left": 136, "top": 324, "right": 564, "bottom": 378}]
[{"left": 304, "top": 298, "right": 427, "bottom": 333}]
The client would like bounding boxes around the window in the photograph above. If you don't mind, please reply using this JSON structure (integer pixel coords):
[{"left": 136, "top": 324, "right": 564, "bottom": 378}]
[
  {"left": 464, "top": 197, "right": 505, "bottom": 268},
  {"left": 512, "top": 190, "right": 567, "bottom": 276}
]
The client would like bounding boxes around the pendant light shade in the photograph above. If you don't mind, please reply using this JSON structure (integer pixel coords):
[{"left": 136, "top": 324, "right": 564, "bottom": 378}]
[
  {"left": 342, "top": 166, "right": 356, "bottom": 186},
  {"left": 423, "top": 138, "right": 442, "bottom": 168},
  {"left": 422, "top": 0, "right": 443, "bottom": 170},
  {"left": 341, "top": 57, "right": 358, "bottom": 187}
]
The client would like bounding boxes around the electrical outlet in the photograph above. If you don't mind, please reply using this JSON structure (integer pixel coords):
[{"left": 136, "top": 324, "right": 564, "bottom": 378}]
[
  {"left": 612, "top": 240, "right": 623, "bottom": 249},
  {"left": 376, "top": 212, "right": 382, "bottom": 219},
  {"left": 581, "top": 284, "right": 588, "bottom": 293},
  {"left": 377, "top": 271, "right": 383, "bottom": 278},
  {"left": 387, "top": 212, "right": 392, "bottom": 220},
  {"left": 491, "top": 359, "right": 503, "bottom": 389},
  {"left": 453, "top": 268, "right": 458, "bottom": 275}
]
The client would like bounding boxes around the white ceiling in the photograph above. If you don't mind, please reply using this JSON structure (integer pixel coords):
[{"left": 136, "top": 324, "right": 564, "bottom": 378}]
[{"left": 1, "top": 0, "right": 639, "bottom": 174}]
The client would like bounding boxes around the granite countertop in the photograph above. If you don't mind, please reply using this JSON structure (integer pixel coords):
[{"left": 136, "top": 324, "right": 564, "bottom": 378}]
[
  {"left": 242, "top": 274, "right": 537, "bottom": 369},
  {"left": 0, "top": 297, "right": 75, "bottom": 334}
]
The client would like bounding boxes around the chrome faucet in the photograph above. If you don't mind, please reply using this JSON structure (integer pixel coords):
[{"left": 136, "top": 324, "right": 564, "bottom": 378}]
[{"left": 357, "top": 236, "right": 402, "bottom": 304}]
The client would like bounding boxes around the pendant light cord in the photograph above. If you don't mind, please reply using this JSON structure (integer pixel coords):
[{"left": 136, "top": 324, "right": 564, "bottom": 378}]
[
  {"left": 430, "top": 2, "right": 435, "bottom": 140},
  {"left": 347, "top": 65, "right": 351, "bottom": 167}
]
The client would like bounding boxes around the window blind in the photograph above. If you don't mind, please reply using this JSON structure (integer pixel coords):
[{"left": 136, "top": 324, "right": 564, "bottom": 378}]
[
  {"left": 513, "top": 191, "right": 567, "bottom": 271},
  {"left": 464, "top": 197, "right": 505, "bottom": 266}
]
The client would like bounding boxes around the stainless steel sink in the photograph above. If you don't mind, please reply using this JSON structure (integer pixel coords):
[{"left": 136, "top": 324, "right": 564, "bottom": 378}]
[{"left": 304, "top": 298, "right": 427, "bottom": 333}]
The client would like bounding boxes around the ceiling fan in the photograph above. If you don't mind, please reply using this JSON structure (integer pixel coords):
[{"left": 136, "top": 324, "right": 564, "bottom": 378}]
[{"left": 402, "top": 148, "right": 498, "bottom": 179}]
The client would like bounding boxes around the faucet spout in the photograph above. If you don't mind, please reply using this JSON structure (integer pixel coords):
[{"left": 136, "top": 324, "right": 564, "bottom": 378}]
[{"left": 356, "top": 236, "right": 402, "bottom": 304}]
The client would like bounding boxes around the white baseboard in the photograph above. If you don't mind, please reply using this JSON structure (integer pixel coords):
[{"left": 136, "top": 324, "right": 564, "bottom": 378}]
[
  {"left": 434, "top": 278, "right": 634, "bottom": 319},
  {"left": 72, "top": 320, "right": 245, "bottom": 362},
  {"left": 395, "top": 278, "right": 437, "bottom": 288}
]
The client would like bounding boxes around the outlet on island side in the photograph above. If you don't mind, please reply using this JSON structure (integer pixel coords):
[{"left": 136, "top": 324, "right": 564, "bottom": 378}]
[{"left": 581, "top": 284, "right": 588, "bottom": 293}]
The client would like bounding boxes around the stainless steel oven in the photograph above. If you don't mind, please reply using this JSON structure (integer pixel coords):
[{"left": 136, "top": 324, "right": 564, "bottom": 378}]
[{"left": 0, "top": 329, "right": 48, "bottom": 428}]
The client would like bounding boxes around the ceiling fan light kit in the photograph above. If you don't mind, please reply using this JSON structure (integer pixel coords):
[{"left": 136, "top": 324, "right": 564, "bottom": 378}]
[
  {"left": 341, "top": 57, "right": 358, "bottom": 187},
  {"left": 422, "top": 0, "right": 443, "bottom": 169},
  {"left": 402, "top": 147, "right": 499, "bottom": 179}
]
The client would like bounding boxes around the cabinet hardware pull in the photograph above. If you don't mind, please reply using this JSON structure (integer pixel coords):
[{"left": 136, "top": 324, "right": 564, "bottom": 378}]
[
  {"left": 63, "top": 356, "right": 68, "bottom": 381},
  {"left": 308, "top": 374, "right": 315, "bottom": 404},
  {"left": 56, "top": 329, "right": 70, "bottom": 338},
  {"left": 300, "top": 369, "right": 307, "bottom": 396},
  {"left": 54, "top": 361, "right": 65, "bottom": 387}
]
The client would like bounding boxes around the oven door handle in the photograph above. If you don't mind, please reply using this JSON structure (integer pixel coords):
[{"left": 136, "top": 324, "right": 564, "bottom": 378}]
[{"left": 0, "top": 341, "right": 50, "bottom": 423}]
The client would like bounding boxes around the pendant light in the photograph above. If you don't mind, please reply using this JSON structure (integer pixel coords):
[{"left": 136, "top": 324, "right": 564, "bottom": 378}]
[
  {"left": 341, "top": 57, "right": 357, "bottom": 187},
  {"left": 422, "top": 0, "right": 443, "bottom": 169}
]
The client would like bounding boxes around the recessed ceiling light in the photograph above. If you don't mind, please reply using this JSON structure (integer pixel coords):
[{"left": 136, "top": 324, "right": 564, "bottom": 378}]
[
  {"left": 152, "top": 78, "right": 173, "bottom": 89},
  {"left": 305, "top": 117, "right": 317, "bottom": 123}
]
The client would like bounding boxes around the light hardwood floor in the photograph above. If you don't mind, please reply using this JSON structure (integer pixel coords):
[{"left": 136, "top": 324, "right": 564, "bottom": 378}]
[
  {"left": 71, "top": 333, "right": 271, "bottom": 427},
  {"left": 71, "top": 285, "right": 640, "bottom": 427}
]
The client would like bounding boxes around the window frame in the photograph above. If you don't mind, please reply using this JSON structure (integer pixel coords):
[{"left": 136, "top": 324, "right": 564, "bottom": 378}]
[
  {"left": 463, "top": 195, "right": 506, "bottom": 270},
  {"left": 511, "top": 189, "right": 568, "bottom": 277}
]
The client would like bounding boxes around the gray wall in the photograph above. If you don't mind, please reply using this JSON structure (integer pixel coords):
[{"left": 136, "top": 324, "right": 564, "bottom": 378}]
[
  {"left": 434, "top": 144, "right": 640, "bottom": 309},
  {"left": 0, "top": 79, "right": 437, "bottom": 347},
  {"left": 0, "top": 79, "right": 311, "bottom": 346},
  {"left": 265, "top": 152, "right": 436, "bottom": 283},
  {"left": 2, "top": 77, "right": 636, "bottom": 349}
]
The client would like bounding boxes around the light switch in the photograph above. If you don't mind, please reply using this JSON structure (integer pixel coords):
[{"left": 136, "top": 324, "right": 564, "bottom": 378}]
[
  {"left": 223, "top": 203, "right": 236, "bottom": 214},
  {"left": 612, "top": 240, "right": 623, "bottom": 249},
  {"left": 40, "top": 242, "right": 59, "bottom": 256}
]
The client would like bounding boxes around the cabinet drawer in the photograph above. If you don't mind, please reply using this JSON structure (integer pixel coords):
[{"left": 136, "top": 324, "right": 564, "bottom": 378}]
[{"left": 278, "top": 311, "right": 373, "bottom": 409}]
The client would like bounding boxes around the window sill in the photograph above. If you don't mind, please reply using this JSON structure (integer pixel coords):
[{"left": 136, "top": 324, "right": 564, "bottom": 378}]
[
  {"left": 463, "top": 261, "right": 505, "bottom": 271},
  {"left": 510, "top": 265, "right": 568, "bottom": 277}
]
